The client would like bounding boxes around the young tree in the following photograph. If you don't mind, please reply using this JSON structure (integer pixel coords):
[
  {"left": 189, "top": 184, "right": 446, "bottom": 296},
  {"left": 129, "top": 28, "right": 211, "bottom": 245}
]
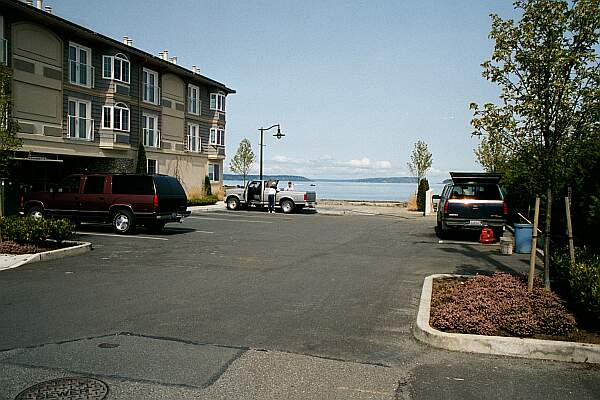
[
  {"left": 470, "top": 0, "right": 600, "bottom": 289},
  {"left": 204, "top": 175, "right": 212, "bottom": 196},
  {"left": 230, "top": 138, "right": 255, "bottom": 185},
  {"left": 407, "top": 140, "right": 433, "bottom": 184},
  {"left": 0, "top": 65, "right": 22, "bottom": 178},
  {"left": 474, "top": 134, "right": 511, "bottom": 173},
  {"left": 135, "top": 142, "right": 147, "bottom": 174}
]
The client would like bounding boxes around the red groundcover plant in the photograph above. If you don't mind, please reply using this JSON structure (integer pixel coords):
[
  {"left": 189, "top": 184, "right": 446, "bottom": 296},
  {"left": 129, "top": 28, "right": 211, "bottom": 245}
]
[{"left": 431, "top": 273, "right": 576, "bottom": 337}]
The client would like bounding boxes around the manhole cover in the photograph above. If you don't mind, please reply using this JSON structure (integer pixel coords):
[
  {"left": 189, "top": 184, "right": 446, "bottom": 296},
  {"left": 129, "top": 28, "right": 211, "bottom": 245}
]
[{"left": 15, "top": 377, "right": 108, "bottom": 400}]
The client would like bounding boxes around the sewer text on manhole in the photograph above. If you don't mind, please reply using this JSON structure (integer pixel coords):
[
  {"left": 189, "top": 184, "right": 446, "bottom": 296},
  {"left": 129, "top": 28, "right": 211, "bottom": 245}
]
[{"left": 14, "top": 377, "right": 108, "bottom": 400}]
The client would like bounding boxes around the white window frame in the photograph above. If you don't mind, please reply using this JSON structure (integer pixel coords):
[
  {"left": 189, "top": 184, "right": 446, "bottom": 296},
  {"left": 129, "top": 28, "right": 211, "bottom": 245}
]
[
  {"left": 210, "top": 92, "right": 226, "bottom": 112},
  {"left": 188, "top": 84, "right": 200, "bottom": 115},
  {"left": 101, "top": 102, "right": 130, "bottom": 132},
  {"left": 102, "top": 53, "right": 130, "bottom": 84},
  {"left": 67, "top": 98, "right": 93, "bottom": 140},
  {"left": 143, "top": 68, "right": 160, "bottom": 105},
  {"left": 143, "top": 114, "right": 160, "bottom": 148},
  {"left": 209, "top": 126, "right": 225, "bottom": 146},
  {"left": 147, "top": 159, "right": 157, "bottom": 175},
  {"left": 68, "top": 42, "right": 93, "bottom": 88},
  {"left": 208, "top": 163, "right": 220, "bottom": 182},
  {"left": 187, "top": 123, "right": 200, "bottom": 153}
]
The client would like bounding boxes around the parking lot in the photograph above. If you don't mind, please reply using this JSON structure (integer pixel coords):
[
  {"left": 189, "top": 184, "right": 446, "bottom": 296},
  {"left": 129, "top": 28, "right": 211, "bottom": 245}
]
[{"left": 1, "top": 211, "right": 599, "bottom": 399}]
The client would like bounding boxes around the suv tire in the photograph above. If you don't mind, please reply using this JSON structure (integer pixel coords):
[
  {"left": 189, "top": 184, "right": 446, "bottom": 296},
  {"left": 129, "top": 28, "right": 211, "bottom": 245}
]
[
  {"left": 112, "top": 209, "right": 135, "bottom": 234},
  {"left": 27, "top": 205, "right": 44, "bottom": 219}
]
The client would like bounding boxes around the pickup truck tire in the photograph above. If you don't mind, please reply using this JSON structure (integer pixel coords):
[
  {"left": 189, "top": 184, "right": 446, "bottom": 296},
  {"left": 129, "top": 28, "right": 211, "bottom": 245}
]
[
  {"left": 112, "top": 209, "right": 135, "bottom": 234},
  {"left": 280, "top": 199, "right": 295, "bottom": 214},
  {"left": 226, "top": 196, "right": 240, "bottom": 211},
  {"left": 27, "top": 205, "right": 44, "bottom": 219}
]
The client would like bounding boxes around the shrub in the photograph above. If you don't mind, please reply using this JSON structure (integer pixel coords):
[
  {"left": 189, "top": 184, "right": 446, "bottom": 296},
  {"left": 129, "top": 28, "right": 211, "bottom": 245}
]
[
  {"left": 416, "top": 178, "right": 429, "bottom": 212},
  {"left": 187, "top": 195, "right": 219, "bottom": 206},
  {"left": 0, "top": 216, "right": 75, "bottom": 245},
  {"left": 552, "top": 247, "right": 600, "bottom": 325},
  {"left": 431, "top": 273, "right": 576, "bottom": 337},
  {"left": 204, "top": 175, "right": 212, "bottom": 196}
]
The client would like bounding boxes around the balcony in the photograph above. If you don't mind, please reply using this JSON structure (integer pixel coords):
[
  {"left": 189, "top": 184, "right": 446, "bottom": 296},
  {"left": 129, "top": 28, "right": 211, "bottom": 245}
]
[
  {"left": 143, "top": 128, "right": 161, "bottom": 149},
  {"left": 66, "top": 115, "right": 94, "bottom": 141},
  {"left": 206, "top": 145, "right": 226, "bottom": 159},
  {"left": 69, "top": 60, "right": 95, "bottom": 87},
  {"left": 143, "top": 83, "right": 161, "bottom": 105},
  {"left": 0, "top": 38, "right": 6, "bottom": 66}
]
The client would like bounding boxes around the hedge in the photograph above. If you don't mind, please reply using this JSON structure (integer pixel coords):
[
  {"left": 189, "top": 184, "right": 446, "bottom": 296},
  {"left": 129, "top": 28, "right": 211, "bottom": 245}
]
[
  {"left": 187, "top": 195, "right": 219, "bottom": 206},
  {"left": 0, "top": 216, "right": 75, "bottom": 244}
]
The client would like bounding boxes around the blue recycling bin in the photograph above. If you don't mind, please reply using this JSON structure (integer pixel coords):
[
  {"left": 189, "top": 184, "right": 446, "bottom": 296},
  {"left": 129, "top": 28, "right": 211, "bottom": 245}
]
[{"left": 514, "top": 223, "right": 533, "bottom": 254}]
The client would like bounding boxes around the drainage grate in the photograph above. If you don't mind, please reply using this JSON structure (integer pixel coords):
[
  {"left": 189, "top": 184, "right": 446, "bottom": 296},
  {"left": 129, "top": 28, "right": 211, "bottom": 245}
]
[{"left": 15, "top": 377, "right": 108, "bottom": 400}]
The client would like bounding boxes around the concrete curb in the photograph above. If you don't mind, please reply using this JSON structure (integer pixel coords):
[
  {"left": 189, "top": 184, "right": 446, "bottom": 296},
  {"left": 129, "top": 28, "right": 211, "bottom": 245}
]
[
  {"left": 1, "top": 241, "right": 92, "bottom": 271},
  {"left": 188, "top": 202, "right": 226, "bottom": 213},
  {"left": 414, "top": 273, "right": 600, "bottom": 364}
]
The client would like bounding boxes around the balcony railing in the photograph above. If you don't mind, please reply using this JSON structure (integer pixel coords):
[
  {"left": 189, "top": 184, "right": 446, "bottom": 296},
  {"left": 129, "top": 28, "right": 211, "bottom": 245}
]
[
  {"left": 0, "top": 38, "right": 7, "bottom": 66},
  {"left": 66, "top": 115, "right": 94, "bottom": 141},
  {"left": 143, "top": 128, "right": 161, "bottom": 148},
  {"left": 143, "top": 84, "right": 161, "bottom": 105},
  {"left": 69, "top": 60, "right": 95, "bottom": 87}
]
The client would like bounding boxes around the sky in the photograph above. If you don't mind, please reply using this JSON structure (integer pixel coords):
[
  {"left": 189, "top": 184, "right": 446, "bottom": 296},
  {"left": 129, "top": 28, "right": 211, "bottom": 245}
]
[{"left": 52, "top": 0, "right": 518, "bottom": 180}]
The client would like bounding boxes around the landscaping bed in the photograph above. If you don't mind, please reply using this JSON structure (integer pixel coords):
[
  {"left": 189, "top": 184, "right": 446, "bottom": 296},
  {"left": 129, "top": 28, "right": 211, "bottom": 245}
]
[
  {"left": 0, "top": 240, "right": 72, "bottom": 255},
  {"left": 430, "top": 273, "right": 600, "bottom": 345}
]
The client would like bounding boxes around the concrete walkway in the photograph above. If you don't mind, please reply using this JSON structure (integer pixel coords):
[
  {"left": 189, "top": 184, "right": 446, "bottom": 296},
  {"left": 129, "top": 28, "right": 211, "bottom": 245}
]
[{"left": 0, "top": 254, "right": 35, "bottom": 271}]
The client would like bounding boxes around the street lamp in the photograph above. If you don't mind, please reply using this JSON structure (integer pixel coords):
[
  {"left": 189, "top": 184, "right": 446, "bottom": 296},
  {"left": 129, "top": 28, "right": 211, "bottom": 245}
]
[{"left": 259, "top": 124, "right": 285, "bottom": 181}]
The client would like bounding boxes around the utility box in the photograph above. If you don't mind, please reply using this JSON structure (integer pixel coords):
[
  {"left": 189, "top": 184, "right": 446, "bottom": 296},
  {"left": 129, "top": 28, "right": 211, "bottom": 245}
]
[{"left": 0, "top": 179, "right": 19, "bottom": 217}]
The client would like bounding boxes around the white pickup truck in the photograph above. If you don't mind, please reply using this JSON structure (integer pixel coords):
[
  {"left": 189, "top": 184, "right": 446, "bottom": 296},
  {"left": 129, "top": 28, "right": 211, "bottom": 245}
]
[{"left": 225, "top": 180, "right": 317, "bottom": 213}]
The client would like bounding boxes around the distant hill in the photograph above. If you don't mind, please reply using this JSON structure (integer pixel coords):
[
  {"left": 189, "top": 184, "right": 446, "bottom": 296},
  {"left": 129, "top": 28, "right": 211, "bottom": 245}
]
[
  {"left": 224, "top": 174, "right": 312, "bottom": 182},
  {"left": 313, "top": 177, "right": 418, "bottom": 183}
]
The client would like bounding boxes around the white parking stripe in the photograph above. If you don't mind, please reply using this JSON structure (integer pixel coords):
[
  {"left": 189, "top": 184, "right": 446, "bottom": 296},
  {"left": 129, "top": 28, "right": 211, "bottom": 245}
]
[
  {"left": 193, "top": 230, "right": 214, "bottom": 234},
  {"left": 77, "top": 232, "right": 169, "bottom": 241},
  {"left": 188, "top": 216, "right": 273, "bottom": 224}
]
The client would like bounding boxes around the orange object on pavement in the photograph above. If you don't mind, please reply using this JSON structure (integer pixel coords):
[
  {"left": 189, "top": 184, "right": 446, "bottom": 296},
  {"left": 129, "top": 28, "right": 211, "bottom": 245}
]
[{"left": 479, "top": 227, "right": 497, "bottom": 244}]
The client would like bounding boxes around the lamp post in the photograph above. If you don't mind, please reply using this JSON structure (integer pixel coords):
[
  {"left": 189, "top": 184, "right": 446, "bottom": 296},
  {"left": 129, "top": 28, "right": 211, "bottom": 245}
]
[{"left": 259, "top": 124, "right": 284, "bottom": 181}]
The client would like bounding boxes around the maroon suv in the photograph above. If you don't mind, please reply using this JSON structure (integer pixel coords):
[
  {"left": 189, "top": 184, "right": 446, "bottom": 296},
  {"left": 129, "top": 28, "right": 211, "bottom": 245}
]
[{"left": 21, "top": 174, "right": 190, "bottom": 234}]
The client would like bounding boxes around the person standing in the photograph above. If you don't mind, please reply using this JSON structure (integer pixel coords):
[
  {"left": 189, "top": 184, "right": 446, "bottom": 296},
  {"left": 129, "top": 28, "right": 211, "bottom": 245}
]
[
  {"left": 267, "top": 183, "right": 277, "bottom": 213},
  {"left": 285, "top": 181, "right": 295, "bottom": 191}
]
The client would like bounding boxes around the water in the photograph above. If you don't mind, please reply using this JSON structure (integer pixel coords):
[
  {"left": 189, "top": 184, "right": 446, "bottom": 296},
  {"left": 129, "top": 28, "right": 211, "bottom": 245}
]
[{"left": 224, "top": 180, "right": 445, "bottom": 202}]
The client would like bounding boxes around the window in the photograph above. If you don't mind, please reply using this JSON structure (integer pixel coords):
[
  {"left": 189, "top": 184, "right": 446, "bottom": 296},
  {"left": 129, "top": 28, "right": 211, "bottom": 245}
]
[
  {"left": 112, "top": 176, "right": 153, "bottom": 195},
  {"left": 83, "top": 176, "right": 105, "bottom": 194},
  {"left": 67, "top": 99, "right": 92, "bottom": 140},
  {"left": 210, "top": 92, "right": 225, "bottom": 112},
  {"left": 187, "top": 123, "right": 200, "bottom": 152},
  {"left": 143, "top": 114, "right": 159, "bottom": 148},
  {"left": 154, "top": 176, "right": 186, "bottom": 196},
  {"left": 58, "top": 176, "right": 81, "bottom": 193},
  {"left": 102, "top": 53, "right": 130, "bottom": 84},
  {"left": 449, "top": 184, "right": 502, "bottom": 201},
  {"left": 209, "top": 127, "right": 225, "bottom": 146},
  {"left": 112, "top": 175, "right": 154, "bottom": 195},
  {"left": 143, "top": 68, "right": 159, "bottom": 104},
  {"left": 69, "top": 42, "right": 93, "bottom": 87},
  {"left": 188, "top": 84, "right": 200, "bottom": 115},
  {"left": 147, "top": 159, "right": 157, "bottom": 175},
  {"left": 102, "top": 103, "right": 130, "bottom": 132},
  {"left": 208, "top": 163, "right": 220, "bottom": 182}
]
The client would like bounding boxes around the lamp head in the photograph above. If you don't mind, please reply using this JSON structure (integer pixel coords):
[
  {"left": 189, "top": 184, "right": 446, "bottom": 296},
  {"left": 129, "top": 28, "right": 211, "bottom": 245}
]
[{"left": 274, "top": 126, "right": 285, "bottom": 140}]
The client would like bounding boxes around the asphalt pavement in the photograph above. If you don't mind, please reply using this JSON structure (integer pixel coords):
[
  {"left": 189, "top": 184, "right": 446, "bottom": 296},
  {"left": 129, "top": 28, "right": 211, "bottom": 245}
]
[{"left": 1, "top": 210, "right": 598, "bottom": 399}]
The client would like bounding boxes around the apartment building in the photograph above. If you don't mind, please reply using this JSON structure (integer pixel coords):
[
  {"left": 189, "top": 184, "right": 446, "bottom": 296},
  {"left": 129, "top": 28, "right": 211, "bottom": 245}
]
[{"left": 0, "top": 0, "right": 235, "bottom": 195}]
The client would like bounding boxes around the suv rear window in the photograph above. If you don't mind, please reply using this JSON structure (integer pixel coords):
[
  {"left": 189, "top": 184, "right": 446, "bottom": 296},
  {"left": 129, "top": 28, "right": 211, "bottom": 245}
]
[
  {"left": 449, "top": 184, "right": 502, "bottom": 200},
  {"left": 154, "top": 176, "right": 186, "bottom": 197},
  {"left": 112, "top": 175, "right": 154, "bottom": 195}
]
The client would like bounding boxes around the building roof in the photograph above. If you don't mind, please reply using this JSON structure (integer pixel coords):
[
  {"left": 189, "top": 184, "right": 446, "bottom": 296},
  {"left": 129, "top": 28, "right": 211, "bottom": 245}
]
[{"left": 1, "top": 0, "right": 236, "bottom": 94}]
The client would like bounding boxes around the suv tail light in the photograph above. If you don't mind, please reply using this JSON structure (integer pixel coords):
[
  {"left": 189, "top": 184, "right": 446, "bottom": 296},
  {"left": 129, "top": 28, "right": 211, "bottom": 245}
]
[
  {"left": 304, "top": 193, "right": 308, "bottom": 201},
  {"left": 153, "top": 194, "right": 159, "bottom": 208},
  {"left": 444, "top": 201, "right": 449, "bottom": 214},
  {"left": 503, "top": 201, "right": 508, "bottom": 215}
]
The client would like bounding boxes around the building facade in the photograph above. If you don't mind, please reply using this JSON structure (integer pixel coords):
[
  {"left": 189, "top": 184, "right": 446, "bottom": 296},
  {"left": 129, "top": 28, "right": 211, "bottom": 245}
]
[{"left": 0, "top": 0, "right": 234, "bottom": 196}]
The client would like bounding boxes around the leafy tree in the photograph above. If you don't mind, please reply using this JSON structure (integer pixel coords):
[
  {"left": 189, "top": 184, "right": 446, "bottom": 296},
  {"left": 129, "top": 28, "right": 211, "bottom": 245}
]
[
  {"left": 407, "top": 140, "right": 433, "bottom": 184},
  {"left": 230, "top": 138, "right": 255, "bottom": 185},
  {"left": 474, "top": 134, "right": 511, "bottom": 173},
  {"left": 0, "top": 65, "right": 22, "bottom": 178},
  {"left": 135, "top": 142, "right": 147, "bottom": 174},
  {"left": 416, "top": 178, "right": 430, "bottom": 212},
  {"left": 204, "top": 175, "right": 212, "bottom": 196},
  {"left": 470, "top": 0, "right": 600, "bottom": 288}
]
